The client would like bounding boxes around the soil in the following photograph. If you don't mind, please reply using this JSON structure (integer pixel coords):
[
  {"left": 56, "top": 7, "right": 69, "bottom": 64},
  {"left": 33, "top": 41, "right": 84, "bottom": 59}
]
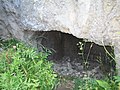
[
  {"left": 52, "top": 56, "right": 114, "bottom": 90},
  {"left": 56, "top": 80, "right": 74, "bottom": 90},
  {"left": 52, "top": 56, "right": 105, "bottom": 79}
]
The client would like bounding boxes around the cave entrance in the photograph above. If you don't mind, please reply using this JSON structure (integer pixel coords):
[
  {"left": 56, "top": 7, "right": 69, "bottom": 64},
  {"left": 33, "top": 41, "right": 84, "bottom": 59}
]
[
  {"left": 35, "top": 31, "right": 80, "bottom": 61},
  {"left": 35, "top": 31, "right": 115, "bottom": 77}
]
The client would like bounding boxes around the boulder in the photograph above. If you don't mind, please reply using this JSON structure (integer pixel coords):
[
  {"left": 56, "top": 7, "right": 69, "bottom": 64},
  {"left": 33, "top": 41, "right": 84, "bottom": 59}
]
[{"left": 0, "top": 0, "right": 120, "bottom": 74}]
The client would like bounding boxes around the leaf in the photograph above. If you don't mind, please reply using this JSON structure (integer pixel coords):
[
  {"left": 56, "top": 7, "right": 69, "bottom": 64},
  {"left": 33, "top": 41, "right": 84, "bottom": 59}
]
[
  {"left": 96, "top": 80, "right": 111, "bottom": 90},
  {"left": 114, "top": 76, "right": 120, "bottom": 83},
  {"left": 0, "top": 40, "right": 57, "bottom": 90}
]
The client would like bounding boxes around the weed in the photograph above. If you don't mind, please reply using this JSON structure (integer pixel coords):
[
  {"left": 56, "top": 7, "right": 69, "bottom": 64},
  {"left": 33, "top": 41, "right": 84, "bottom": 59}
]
[
  {"left": 76, "top": 40, "right": 119, "bottom": 90},
  {"left": 74, "top": 76, "right": 98, "bottom": 90},
  {"left": 74, "top": 76, "right": 120, "bottom": 90},
  {"left": 77, "top": 41, "right": 93, "bottom": 71},
  {"left": 0, "top": 40, "right": 58, "bottom": 90},
  {"left": 0, "top": 38, "right": 19, "bottom": 49}
]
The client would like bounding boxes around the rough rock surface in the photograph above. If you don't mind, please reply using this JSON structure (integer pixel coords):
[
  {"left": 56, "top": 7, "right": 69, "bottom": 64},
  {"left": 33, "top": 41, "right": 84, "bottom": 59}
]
[
  {"left": 0, "top": 0, "right": 120, "bottom": 74},
  {"left": 53, "top": 57, "right": 104, "bottom": 79}
]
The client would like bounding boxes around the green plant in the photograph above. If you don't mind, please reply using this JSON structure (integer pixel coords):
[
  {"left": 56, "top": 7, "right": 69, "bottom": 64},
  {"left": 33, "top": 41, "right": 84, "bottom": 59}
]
[
  {"left": 96, "top": 80, "right": 111, "bottom": 90},
  {"left": 77, "top": 41, "right": 93, "bottom": 70},
  {"left": 74, "top": 76, "right": 120, "bottom": 90},
  {"left": 95, "top": 76, "right": 119, "bottom": 90},
  {"left": 0, "top": 38, "right": 19, "bottom": 49},
  {"left": 114, "top": 76, "right": 120, "bottom": 90},
  {"left": 0, "top": 41, "right": 57, "bottom": 90},
  {"left": 74, "top": 76, "right": 99, "bottom": 90},
  {"left": 75, "top": 39, "right": 118, "bottom": 90}
]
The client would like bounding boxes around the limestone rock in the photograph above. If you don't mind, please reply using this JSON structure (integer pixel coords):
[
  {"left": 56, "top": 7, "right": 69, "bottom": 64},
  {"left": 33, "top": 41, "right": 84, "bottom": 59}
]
[
  {"left": 1, "top": 0, "right": 120, "bottom": 45},
  {"left": 0, "top": 0, "right": 120, "bottom": 74},
  {"left": 19, "top": 0, "right": 120, "bottom": 46}
]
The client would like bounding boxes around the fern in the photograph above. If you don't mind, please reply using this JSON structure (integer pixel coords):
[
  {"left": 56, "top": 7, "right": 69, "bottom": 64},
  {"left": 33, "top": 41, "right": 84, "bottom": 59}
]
[{"left": 0, "top": 41, "right": 57, "bottom": 90}]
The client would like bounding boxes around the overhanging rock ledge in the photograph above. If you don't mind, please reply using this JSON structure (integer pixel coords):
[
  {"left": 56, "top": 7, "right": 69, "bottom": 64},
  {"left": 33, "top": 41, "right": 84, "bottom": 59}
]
[{"left": 0, "top": 0, "right": 120, "bottom": 74}]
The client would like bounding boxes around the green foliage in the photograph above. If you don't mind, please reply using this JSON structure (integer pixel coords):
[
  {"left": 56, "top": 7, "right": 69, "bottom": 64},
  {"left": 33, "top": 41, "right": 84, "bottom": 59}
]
[
  {"left": 74, "top": 77, "right": 99, "bottom": 90},
  {"left": 73, "top": 76, "right": 120, "bottom": 90},
  {"left": 114, "top": 76, "right": 120, "bottom": 90},
  {"left": 0, "top": 41, "right": 57, "bottom": 90},
  {"left": 95, "top": 76, "right": 119, "bottom": 90},
  {"left": 96, "top": 80, "right": 111, "bottom": 90},
  {"left": 0, "top": 38, "right": 19, "bottom": 49}
]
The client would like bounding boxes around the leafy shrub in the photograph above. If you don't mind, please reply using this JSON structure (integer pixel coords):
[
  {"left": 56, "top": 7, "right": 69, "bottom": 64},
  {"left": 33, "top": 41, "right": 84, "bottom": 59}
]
[
  {"left": 74, "top": 76, "right": 120, "bottom": 90},
  {"left": 74, "top": 76, "right": 99, "bottom": 90},
  {"left": 0, "top": 41, "right": 57, "bottom": 90}
]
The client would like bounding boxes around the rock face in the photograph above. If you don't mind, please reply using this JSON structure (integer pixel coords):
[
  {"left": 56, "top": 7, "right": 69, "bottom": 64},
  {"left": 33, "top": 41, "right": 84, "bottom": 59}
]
[{"left": 0, "top": 0, "right": 120, "bottom": 74}]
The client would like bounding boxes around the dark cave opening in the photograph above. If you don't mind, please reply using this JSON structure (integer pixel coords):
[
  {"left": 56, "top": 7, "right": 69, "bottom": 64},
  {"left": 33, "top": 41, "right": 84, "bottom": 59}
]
[
  {"left": 35, "top": 31, "right": 80, "bottom": 61},
  {"left": 34, "top": 31, "right": 115, "bottom": 76}
]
